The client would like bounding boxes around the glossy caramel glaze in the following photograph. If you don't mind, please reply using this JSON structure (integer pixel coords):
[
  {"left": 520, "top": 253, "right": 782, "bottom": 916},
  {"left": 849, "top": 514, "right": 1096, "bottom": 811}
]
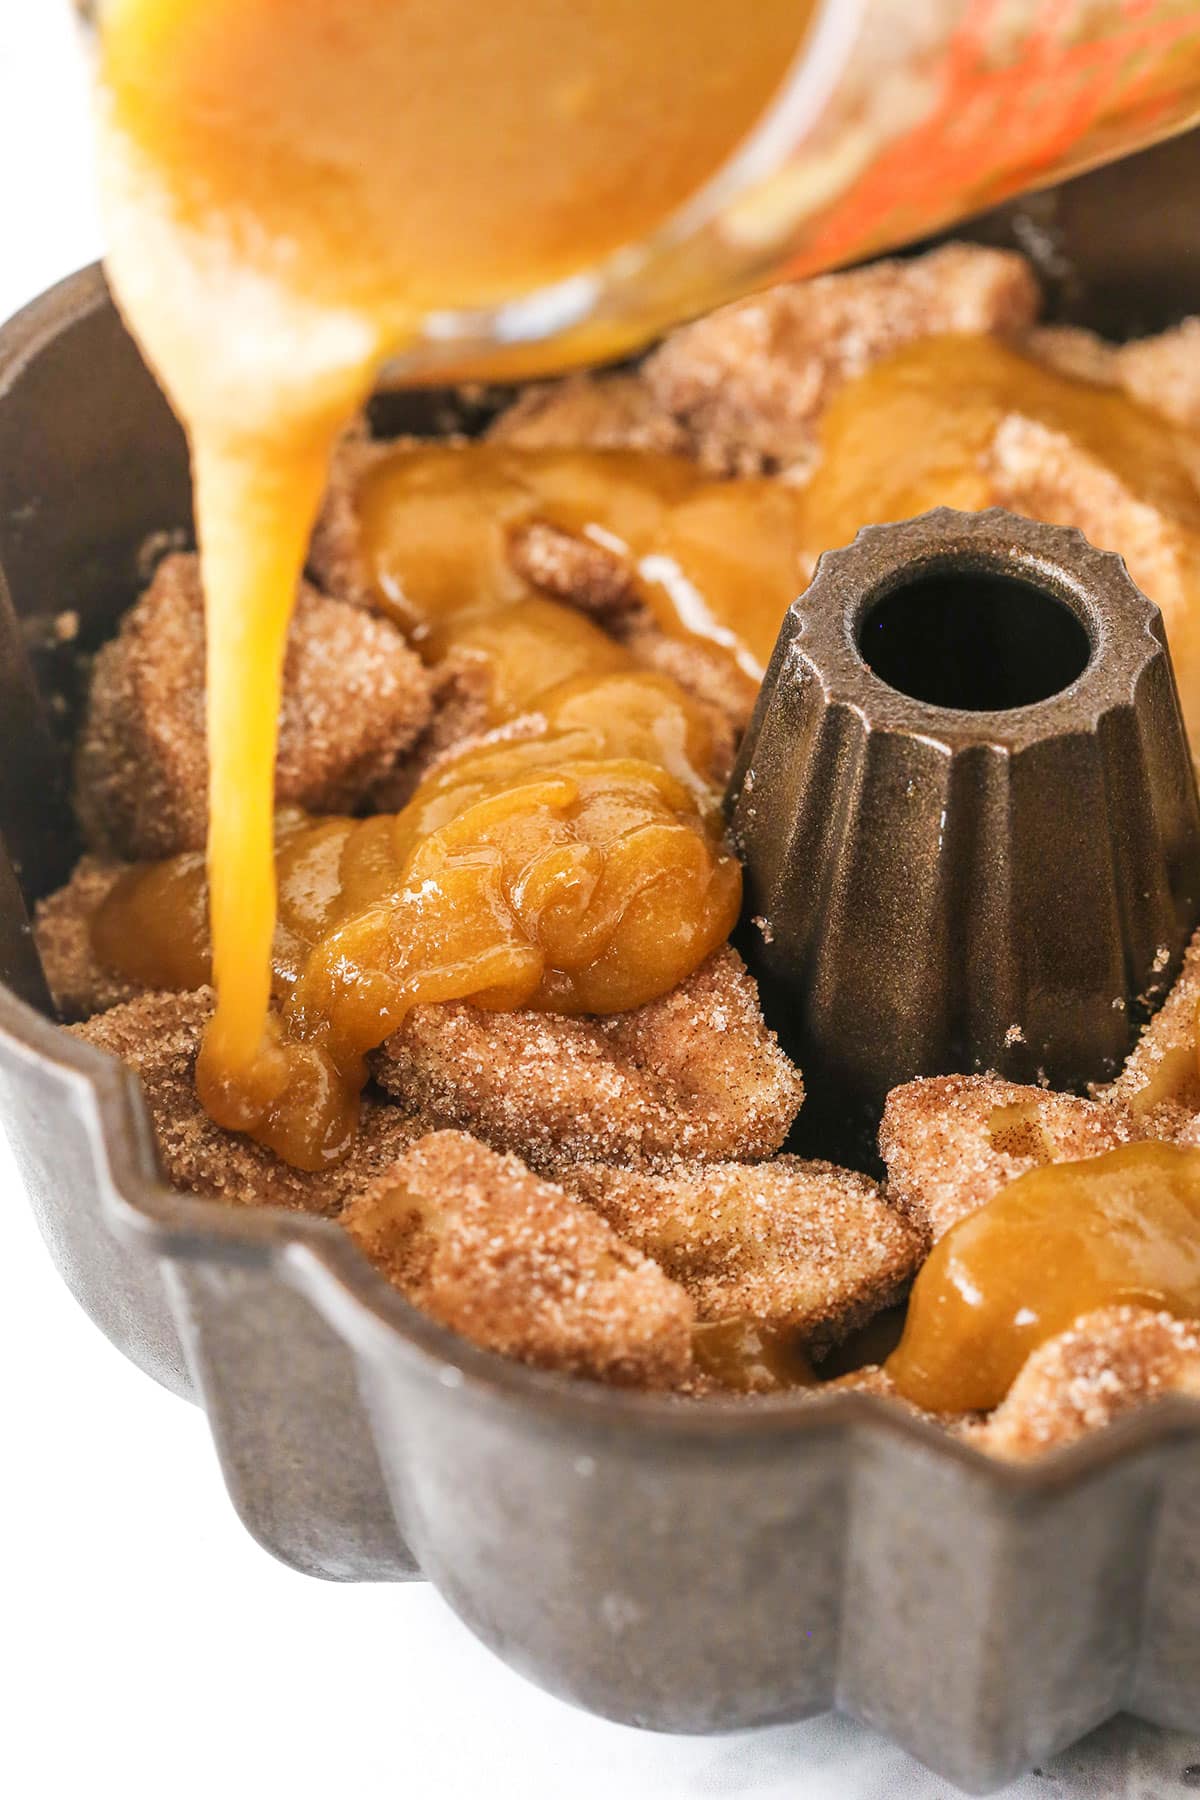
[
  {"left": 357, "top": 442, "right": 807, "bottom": 676},
  {"left": 887, "top": 1142, "right": 1200, "bottom": 1414}
]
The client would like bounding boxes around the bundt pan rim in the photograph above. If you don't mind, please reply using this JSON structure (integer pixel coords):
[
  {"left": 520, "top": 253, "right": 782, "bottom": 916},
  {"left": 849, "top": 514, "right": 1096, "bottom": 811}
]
[
  {"left": 782, "top": 504, "right": 1163, "bottom": 745},
  {"left": 3, "top": 238, "right": 1200, "bottom": 1787}
]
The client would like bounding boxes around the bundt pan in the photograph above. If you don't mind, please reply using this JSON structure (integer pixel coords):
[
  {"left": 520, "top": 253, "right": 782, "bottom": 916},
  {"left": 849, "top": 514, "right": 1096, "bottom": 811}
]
[{"left": 5, "top": 130, "right": 1200, "bottom": 1796}]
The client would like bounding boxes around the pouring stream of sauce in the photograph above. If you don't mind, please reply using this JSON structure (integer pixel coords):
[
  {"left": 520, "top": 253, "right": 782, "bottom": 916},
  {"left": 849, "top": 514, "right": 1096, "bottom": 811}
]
[{"left": 96, "top": 0, "right": 814, "bottom": 1149}]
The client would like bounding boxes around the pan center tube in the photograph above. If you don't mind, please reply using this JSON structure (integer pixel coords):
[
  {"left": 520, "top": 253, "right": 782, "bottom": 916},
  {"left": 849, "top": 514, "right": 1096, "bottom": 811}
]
[{"left": 729, "top": 507, "right": 1200, "bottom": 1164}]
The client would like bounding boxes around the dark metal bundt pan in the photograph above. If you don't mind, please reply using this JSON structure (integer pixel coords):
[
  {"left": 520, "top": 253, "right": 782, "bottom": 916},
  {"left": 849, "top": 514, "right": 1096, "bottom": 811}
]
[{"left": 5, "top": 131, "right": 1200, "bottom": 1794}]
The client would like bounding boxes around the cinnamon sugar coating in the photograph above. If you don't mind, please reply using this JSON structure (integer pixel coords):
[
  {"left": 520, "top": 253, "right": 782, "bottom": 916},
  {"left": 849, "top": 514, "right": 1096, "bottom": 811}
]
[
  {"left": 562, "top": 1156, "right": 926, "bottom": 1347},
  {"left": 365, "top": 650, "right": 498, "bottom": 811},
  {"left": 74, "top": 552, "right": 433, "bottom": 858},
  {"left": 818, "top": 1363, "right": 965, "bottom": 1429},
  {"left": 879, "top": 1074, "right": 1141, "bottom": 1242},
  {"left": 34, "top": 856, "right": 137, "bottom": 1019},
  {"left": 1022, "top": 324, "right": 1120, "bottom": 387},
  {"left": 374, "top": 947, "right": 804, "bottom": 1173},
  {"left": 1115, "top": 318, "right": 1200, "bottom": 431},
  {"left": 1102, "top": 927, "right": 1200, "bottom": 1137},
  {"left": 966, "top": 1306, "right": 1200, "bottom": 1460},
  {"left": 643, "top": 244, "right": 1039, "bottom": 479},
  {"left": 341, "top": 1129, "right": 695, "bottom": 1386},
  {"left": 1024, "top": 317, "right": 1200, "bottom": 436},
  {"left": 306, "top": 435, "right": 377, "bottom": 601},
  {"left": 506, "top": 518, "right": 639, "bottom": 625},
  {"left": 69, "top": 989, "right": 420, "bottom": 1213},
  {"left": 486, "top": 370, "right": 691, "bottom": 456}
]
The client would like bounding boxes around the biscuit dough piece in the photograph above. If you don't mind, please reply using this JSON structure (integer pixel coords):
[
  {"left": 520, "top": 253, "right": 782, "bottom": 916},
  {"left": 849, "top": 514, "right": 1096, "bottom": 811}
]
[
  {"left": 34, "top": 856, "right": 138, "bottom": 1019},
  {"left": 1102, "top": 928, "right": 1200, "bottom": 1139},
  {"left": 965, "top": 1306, "right": 1200, "bottom": 1459},
  {"left": 563, "top": 1155, "right": 926, "bottom": 1347},
  {"left": 374, "top": 947, "right": 804, "bottom": 1173},
  {"left": 486, "top": 370, "right": 691, "bottom": 456},
  {"left": 74, "top": 552, "right": 433, "bottom": 858},
  {"left": 341, "top": 1129, "right": 695, "bottom": 1386},
  {"left": 643, "top": 243, "right": 1040, "bottom": 478},
  {"left": 880, "top": 1073, "right": 1141, "bottom": 1242}
]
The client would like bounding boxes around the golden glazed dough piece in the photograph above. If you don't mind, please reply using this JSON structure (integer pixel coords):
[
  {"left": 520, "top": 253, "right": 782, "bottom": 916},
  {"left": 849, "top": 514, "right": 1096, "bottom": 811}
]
[
  {"left": 309, "top": 438, "right": 755, "bottom": 767},
  {"left": 562, "top": 1155, "right": 926, "bottom": 1346},
  {"left": 642, "top": 243, "right": 1040, "bottom": 478},
  {"left": 879, "top": 1073, "right": 1141, "bottom": 1242},
  {"left": 70, "top": 989, "right": 421, "bottom": 1213},
  {"left": 341, "top": 1129, "right": 695, "bottom": 1386},
  {"left": 965, "top": 1306, "right": 1200, "bottom": 1460},
  {"left": 74, "top": 552, "right": 433, "bottom": 858},
  {"left": 374, "top": 947, "right": 804, "bottom": 1174}
]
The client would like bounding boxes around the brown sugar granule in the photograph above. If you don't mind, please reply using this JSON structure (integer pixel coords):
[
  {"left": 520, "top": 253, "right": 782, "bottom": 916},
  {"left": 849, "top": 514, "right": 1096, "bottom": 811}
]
[
  {"left": 74, "top": 551, "right": 433, "bottom": 859},
  {"left": 69, "top": 989, "right": 421, "bottom": 1214},
  {"left": 487, "top": 370, "right": 691, "bottom": 456},
  {"left": 880, "top": 1074, "right": 1141, "bottom": 1242},
  {"left": 341, "top": 1129, "right": 695, "bottom": 1386},
  {"left": 374, "top": 946, "right": 804, "bottom": 1174},
  {"left": 1103, "top": 928, "right": 1200, "bottom": 1138},
  {"left": 965, "top": 1306, "right": 1200, "bottom": 1460},
  {"left": 643, "top": 243, "right": 1040, "bottom": 479},
  {"left": 562, "top": 1156, "right": 926, "bottom": 1348},
  {"left": 34, "top": 856, "right": 138, "bottom": 1019}
]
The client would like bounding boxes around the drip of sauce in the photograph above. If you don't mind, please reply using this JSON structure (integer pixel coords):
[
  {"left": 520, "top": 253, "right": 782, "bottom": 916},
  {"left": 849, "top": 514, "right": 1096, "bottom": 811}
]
[
  {"left": 886, "top": 1142, "right": 1200, "bottom": 1414},
  {"left": 95, "top": 0, "right": 813, "bottom": 1146}
]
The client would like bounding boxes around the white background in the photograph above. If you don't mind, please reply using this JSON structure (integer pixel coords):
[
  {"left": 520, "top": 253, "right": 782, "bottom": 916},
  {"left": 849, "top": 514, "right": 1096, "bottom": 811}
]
[{"left": 2, "top": 7, "right": 1199, "bottom": 1797}]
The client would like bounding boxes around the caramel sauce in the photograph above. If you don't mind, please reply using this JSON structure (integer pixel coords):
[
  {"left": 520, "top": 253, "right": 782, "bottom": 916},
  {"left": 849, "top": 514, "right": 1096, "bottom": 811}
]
[
  {"left": 357, "top": 442, "right": 807, "bottom": 676},
  {"left": 887, "top": 1142, "right": 1200, "bottom": 1414},
  {"left": 88, "top": 327, "right": 1200, "bottom": 1172},
  {"left": 691, "top": 1319, "right": 816, "bottom": 1394}
]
